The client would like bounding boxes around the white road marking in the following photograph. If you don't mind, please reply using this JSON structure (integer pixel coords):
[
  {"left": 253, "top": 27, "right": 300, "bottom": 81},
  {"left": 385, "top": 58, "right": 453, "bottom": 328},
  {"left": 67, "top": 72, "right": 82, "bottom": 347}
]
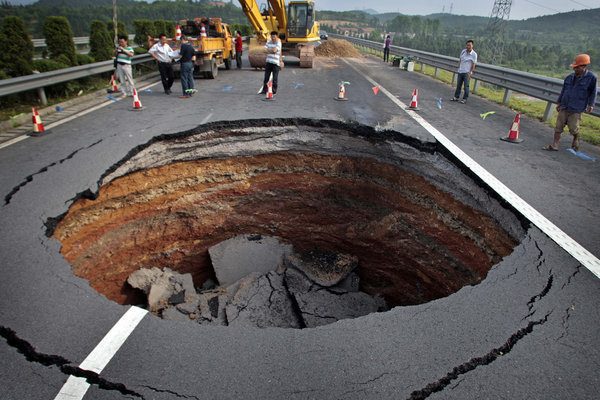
[
  {"left": 201, "top": 112, "right": 213, "bottom": 125},
  {"left": 54, "top": 306, "right": 148, "bottom": 400},
  {"left": 342, "top": 58, "right": 600, "bottom": 280},
  {"left": 0, "top": 81, "right": 160, "bottom": 150}
]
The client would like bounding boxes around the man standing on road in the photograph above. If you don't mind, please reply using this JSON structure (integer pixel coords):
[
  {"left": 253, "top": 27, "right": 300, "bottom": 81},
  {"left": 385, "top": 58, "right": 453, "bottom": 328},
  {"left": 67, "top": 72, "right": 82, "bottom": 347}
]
[
  {"left": 114, "top": 35, "right": 135, "bottom": 97},
  {"left": 383, "top": 35, "right": 391, "bottom": 63},
  {"left": 543, "top": 54, "right": 597, "bottom": 152},
  {"left": 235, "top": 31, "right": 243, "bottom": 69},
  {"left": 176, "top": 35, "right": 196, "bottom": 98},
  {"left": 451, "top": 40, "right": 477, "bottom": 104},
  {"left": 149, "top": 33, "right": 175, "bottom": 95},
  {"left": 259, "top": 31, "right": 281, "bottom": 96}
]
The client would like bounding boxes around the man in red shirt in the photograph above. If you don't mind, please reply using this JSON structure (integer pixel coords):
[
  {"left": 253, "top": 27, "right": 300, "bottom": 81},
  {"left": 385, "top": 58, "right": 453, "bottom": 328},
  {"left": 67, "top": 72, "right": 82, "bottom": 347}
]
[{"left": 235, "top": 31, "right": 243, "bottom": 69}]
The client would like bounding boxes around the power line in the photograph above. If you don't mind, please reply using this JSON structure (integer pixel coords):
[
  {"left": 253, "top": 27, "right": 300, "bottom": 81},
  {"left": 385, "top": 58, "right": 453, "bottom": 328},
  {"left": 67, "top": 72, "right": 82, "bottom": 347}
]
[
  {"left": 522, "top": 0, "right": 560, "bottom": 12},
  {"left": 569, "top": 0, "right": 593, "bottom": 8}
]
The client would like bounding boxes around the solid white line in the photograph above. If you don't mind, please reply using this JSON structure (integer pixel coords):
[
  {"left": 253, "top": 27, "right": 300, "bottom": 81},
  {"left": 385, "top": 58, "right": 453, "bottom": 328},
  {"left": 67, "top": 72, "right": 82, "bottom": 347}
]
[
  {"left": 0, "top": 81, "right": 161, "bottom": 150},
  {"left": 342, "top": 58, "right": 600, "bottom": 279},
  {"left": 54, "top": 306, "right": 148, "bottom": 400}
]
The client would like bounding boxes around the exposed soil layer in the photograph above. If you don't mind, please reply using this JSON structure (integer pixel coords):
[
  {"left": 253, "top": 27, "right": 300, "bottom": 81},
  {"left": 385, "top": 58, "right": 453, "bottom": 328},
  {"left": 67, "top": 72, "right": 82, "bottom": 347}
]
[{"left": 51, "top": 119, "right": 522, "bottom": 308}]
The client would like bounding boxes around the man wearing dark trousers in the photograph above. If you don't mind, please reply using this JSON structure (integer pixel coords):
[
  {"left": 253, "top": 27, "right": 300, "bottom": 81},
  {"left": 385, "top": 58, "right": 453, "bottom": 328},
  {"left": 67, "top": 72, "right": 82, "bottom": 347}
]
[
  {"left": 260, "top": 31, "right": 282, "bottom": 95},
  {"left": 149, "top": 33, "right": 175, "bottom": 94},
  {"left": 235, "top": 31, "right": 243, "bottom": 69}
]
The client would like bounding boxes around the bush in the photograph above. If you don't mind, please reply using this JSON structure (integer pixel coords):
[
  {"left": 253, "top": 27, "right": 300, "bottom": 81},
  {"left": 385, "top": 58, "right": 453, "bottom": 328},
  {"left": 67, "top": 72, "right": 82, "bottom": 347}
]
[
  {"left": 33, "top": 58, "right": 70, "bottom": 72},
  {"left": 0, "top": 16, "right": 34, "bottom": 77},
  {"left": 107, "top": 20, "right": 127, "bottom": 40},
  {"left": 133, "top": 19, "right": 154, "bottom": 48},
  {"left": 133, "top": 47, "right": 147, "bottom": 55},
  {"left": 89, "top": 20, "right": 113, "bottom": 62},
  {"left": 43, "top": 16, "right": 76, "bottom": 66},
  {"left": 153, "top": 20, "right": 166, "bottom": 38},
  {"left": 76, "top": 53, "right": 95, "bottom": 65}
]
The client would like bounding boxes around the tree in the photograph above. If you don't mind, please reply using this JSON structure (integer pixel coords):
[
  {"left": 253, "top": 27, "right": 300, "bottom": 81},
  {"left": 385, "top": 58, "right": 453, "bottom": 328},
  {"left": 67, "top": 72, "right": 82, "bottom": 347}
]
[
  {"left": 89, "top": 20, "right": 113, "bottom": 62},
  {"left": 0, "top": 15, "right": 34, "bottom": 77},
  {"left": 43, "top": 16, "right": 76, "bottom": 66}
]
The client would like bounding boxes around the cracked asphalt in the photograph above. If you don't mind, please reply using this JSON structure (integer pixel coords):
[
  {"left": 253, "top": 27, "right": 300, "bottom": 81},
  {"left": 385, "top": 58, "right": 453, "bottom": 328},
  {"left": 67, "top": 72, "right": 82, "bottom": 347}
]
[{"left": 1, "top": 53, "right": 599, "bottom": 399}]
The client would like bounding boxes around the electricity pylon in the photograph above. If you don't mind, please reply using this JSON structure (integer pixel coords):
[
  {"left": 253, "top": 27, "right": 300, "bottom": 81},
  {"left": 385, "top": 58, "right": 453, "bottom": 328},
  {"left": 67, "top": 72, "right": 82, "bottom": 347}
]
[{"left": 487, "top": 0, "right": 512, "bottom": 65}]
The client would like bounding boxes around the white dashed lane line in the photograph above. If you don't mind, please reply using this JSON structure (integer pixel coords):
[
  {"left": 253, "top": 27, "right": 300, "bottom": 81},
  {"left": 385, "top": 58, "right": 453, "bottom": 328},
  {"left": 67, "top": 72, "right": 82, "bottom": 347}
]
[{"left": 342, "top": 58, "right": 600, "bottom": 279}]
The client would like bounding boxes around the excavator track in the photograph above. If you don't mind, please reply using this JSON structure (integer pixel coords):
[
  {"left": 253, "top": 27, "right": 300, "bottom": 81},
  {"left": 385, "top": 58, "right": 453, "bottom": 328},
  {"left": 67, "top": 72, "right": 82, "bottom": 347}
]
[{"left": 299, "top": 45, "right": 315, "bottom": 68}]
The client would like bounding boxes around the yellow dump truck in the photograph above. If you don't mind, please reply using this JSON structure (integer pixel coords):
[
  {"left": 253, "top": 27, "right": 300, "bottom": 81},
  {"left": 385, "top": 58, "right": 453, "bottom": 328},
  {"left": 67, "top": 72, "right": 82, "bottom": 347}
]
[{"left": 148, "top": 18, "right": 234, "bottom": 79}]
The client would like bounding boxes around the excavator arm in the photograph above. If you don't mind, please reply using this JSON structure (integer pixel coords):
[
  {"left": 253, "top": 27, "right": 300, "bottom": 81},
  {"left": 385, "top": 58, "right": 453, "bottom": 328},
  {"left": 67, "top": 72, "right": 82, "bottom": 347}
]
[
  {"left": 267, "top": 0, "right": 287, "bottom": 34},
  {"left": 237, "top": 0, "right": 270, "bottom": 41}
]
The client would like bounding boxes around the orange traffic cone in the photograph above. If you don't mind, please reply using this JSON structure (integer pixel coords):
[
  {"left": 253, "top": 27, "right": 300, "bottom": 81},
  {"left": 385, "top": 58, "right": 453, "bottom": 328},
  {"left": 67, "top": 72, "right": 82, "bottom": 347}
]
[
  {"left": 200, "top": 24, "right": 207, "bottom": 38},
  {"left": 501, "top": 114, "right": 523, "bottom": 143},
  {"left": 176, "top": 25, "right": 182, "bottom": 40},
  {"left": 29, "top": 107, "right": 49, "bottom": 136},
  {"left": 335, "top": 81, "right": 350, "bottom": 101},
  {"left": 107, "top": 74, "right": 119, "bottom": 93},
  {"left": 130, "top": 88, "right": 144, "bottom": 111},
  {"left": 408, "top": 89, "right": 419, "bottom": 110}
]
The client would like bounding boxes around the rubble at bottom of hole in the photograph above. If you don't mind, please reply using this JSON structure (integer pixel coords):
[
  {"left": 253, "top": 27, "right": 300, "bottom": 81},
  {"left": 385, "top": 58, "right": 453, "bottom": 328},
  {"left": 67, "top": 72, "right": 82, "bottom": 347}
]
[{"left": 127, "top": 240, "right": 388, "bottom": 329}]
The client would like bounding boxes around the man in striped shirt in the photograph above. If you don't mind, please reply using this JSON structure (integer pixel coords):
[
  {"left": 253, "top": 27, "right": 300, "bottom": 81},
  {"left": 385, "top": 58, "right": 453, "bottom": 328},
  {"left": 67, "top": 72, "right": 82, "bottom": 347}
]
[
  {"left": 114, "top": 35, "right": 135, "bottom": 97},
  {"left": 260, "top": 31, "right": 282, "bottom": 96}
]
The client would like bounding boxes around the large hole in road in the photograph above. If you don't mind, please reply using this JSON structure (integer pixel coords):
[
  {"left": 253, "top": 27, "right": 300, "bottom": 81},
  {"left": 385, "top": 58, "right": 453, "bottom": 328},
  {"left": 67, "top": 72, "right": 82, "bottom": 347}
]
[{"left": 49, "top": 119, "right": 524, "bottom": 328}]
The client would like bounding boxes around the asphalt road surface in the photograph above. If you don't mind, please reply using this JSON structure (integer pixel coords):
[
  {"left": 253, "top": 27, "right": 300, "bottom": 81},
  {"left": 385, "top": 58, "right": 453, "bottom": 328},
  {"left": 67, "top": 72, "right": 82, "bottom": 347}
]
[{"left": 1, "top": 53, "right": 599, "bottom": 399}]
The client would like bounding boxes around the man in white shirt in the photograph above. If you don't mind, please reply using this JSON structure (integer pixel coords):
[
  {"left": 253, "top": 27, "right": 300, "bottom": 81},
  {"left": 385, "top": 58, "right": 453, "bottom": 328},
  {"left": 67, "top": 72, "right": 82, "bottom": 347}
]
[
  {"left": 149, "top": 33, "right": 175, "bottom": 94},
  {"left": 260, "top": 31, "right": 282, "bottom": 96},
  {"left": 452, "top": 40, "right": 477, "bottom": 104}
]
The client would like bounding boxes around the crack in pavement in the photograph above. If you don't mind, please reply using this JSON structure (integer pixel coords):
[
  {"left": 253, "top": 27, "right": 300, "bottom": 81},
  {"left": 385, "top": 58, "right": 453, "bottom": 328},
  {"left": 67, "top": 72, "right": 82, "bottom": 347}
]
[
  {"left": 527, "top": 275, "right": 554, "bottom": 312},
  {"left": 0, "top": 325, "right": 144, "bottom": 398},
  {"left": 3, "top": 139, "right": 103, "bottom": 205},
  {"left": 406, "top": 313, "right": 552, "bottom": 400},
  {"left": 140, "top": 385, "right": 200, "bottom": 399}
]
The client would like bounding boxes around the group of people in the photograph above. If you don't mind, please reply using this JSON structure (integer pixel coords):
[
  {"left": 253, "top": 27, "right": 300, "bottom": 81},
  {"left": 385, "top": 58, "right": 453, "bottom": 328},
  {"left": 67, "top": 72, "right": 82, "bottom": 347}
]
[
  {"left": 383, "top": 36, "right": 597, "bottom": 152},
  {"left": 141, "top": 30, "right": 245, "bottom": 98}
]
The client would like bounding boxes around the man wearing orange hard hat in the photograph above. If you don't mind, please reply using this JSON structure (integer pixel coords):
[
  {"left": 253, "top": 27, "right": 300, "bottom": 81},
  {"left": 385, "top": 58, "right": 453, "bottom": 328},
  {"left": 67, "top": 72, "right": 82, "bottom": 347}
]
[{"left": 543, "top": 54, "right": 597, "bottom": 152}]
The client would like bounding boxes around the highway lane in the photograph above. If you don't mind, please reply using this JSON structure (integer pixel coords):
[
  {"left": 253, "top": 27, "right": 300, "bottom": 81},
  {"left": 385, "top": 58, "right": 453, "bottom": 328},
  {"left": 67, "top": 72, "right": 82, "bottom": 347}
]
[{"left": 0, "top": 54, "right": 599, "bottom": 399}]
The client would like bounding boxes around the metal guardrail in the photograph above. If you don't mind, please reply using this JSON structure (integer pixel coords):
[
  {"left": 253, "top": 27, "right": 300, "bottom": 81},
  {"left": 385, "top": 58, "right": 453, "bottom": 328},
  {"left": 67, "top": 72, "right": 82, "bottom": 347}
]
[
  {"left": 0, "top": 54, "right": 154, "bottom": 102},
  {"left": 333, "top": 34, "right": 600, "bottom": 120}
]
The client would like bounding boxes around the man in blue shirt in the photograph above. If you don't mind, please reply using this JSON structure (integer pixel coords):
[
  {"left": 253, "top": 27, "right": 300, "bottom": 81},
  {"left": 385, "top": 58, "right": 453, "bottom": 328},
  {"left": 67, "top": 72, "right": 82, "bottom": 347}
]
[{"left": 544, "top": 53, "right": 597, "bottom": 151}]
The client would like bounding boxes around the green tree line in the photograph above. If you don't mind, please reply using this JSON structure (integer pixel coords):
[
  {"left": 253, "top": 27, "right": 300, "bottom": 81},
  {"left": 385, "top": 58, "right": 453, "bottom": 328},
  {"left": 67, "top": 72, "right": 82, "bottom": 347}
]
[{"left": 0, "top": 1, "right": 248, "bottom": 37}]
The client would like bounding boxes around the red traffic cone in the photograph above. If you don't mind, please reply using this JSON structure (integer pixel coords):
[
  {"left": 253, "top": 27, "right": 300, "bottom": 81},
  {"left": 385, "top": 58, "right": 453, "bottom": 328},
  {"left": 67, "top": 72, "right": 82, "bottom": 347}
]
[
  {"left": 130, "top": 88, "right": 144, "bottom": 111},
  {"left": 176, "top": 25, "right": 182, "bottom": 40},
  {"left": 200, "top": 23, "right": 207, "bottom": 38},
  {"left": 501, "top": 114, "right": 523, "bottom": 143},
  {"left": 29, "top": 107, "right": 49, "bottom": 136},
  {"left": 372, "top": 86, "right": 379, "bottom": 95},
  {"left": 335, "top": 81, "right": 350, "bottom": 101},
  {"left": 107, "top": 74, "right": 119, "bottom": 93},
  {"left": 264, "top": 80, "right": 274, "bottom": 100},
  {"left": 408, "top": 89, "right": 419, "bottom": 110}
]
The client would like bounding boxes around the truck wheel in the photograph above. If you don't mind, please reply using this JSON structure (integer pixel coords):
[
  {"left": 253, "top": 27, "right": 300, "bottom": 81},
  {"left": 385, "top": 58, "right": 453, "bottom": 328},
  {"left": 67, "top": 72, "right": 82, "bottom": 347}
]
[
  {"left": 224, "top": 57, "right": 232, "bottom": 70},
  {"left": 209, "top": 59, "right": 218, "bottom": 79}
]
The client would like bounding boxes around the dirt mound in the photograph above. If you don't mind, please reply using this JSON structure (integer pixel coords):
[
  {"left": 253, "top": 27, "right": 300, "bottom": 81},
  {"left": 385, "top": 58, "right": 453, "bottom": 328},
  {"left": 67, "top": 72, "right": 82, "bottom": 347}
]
[{"left": 315, "top": 39, "right": 363, "bottom": 58}]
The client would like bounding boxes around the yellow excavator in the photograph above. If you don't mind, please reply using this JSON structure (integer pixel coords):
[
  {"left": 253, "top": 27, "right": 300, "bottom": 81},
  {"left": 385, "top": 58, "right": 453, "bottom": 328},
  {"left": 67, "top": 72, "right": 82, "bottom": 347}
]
[{"left": 238, "top": 0, "right": 320, "bottom": 68}]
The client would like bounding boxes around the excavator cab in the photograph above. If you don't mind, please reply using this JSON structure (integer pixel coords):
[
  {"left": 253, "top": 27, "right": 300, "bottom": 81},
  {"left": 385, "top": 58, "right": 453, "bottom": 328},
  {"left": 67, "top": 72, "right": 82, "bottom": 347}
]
[{"left": 288, "top": 1, "right": 315, "bottom": 38}]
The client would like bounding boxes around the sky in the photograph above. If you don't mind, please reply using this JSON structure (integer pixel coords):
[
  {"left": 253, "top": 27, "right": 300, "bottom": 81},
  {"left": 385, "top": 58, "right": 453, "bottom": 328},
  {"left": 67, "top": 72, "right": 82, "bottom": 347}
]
[
  {"left": 5, "top": 0, "right": 600, "bottom": 20},
  {"left": 315, "top": 0, "right": 600, "bottom": 20}
]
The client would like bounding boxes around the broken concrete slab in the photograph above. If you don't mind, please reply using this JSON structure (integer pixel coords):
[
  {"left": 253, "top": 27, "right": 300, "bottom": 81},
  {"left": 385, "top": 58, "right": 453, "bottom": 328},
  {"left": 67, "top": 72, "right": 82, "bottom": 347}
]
[
  {"left": 285, "top": 250, "right": 358, "bottom": 287},
  {"left": 226, "top": 272, "right": 302, "bottom": 329},
  {"left": 162, "top": 307, "right": 193, "bottom": 322},
  {"left": 294, "top": 289, "right": 387, "bottom": 328},
  {"left": 208, "top": 234, "right": 293, "bottom": 287}
]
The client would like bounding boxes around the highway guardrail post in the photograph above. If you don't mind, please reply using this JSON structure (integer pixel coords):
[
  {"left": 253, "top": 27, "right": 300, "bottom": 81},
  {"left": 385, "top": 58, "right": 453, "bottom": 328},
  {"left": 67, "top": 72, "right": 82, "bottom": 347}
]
[
  {"left": 503, "top": 88, "right": 512, "bottom": 105},
  {"left": 543, "top": 102, "right": 554, "bottom": 121},
  {"left": 32, "top": 70, "right": 48, "bottom": 105}
]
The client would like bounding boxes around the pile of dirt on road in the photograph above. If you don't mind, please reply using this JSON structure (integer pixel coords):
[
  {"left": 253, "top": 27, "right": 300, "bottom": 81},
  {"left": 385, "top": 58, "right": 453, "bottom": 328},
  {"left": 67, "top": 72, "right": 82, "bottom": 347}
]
[{"left": 315, "top": 39, "right": 363, "bottom": 58}]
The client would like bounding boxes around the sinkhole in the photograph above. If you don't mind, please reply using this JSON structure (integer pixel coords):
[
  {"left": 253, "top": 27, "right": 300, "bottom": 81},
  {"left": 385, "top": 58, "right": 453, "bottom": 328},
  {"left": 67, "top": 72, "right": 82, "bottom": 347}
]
[{"left": 49, "top": 119, "right": 525, "bottom": 328}]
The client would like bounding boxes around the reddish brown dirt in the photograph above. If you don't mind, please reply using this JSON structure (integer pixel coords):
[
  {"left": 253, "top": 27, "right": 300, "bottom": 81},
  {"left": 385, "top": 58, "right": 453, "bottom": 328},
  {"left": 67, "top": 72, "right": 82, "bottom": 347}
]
[{"left": 53, "top": 153, "right": 517, "bottom": 306}]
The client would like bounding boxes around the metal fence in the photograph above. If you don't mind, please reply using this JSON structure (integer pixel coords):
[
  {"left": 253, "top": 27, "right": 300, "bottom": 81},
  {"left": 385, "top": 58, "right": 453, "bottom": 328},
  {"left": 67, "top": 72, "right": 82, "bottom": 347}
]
[
  {"left": 0, "top": 54, "right": 154, "bottom": 104},
  {"left": 332, "top": 34, "right": 600, "bottom": 120}
]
